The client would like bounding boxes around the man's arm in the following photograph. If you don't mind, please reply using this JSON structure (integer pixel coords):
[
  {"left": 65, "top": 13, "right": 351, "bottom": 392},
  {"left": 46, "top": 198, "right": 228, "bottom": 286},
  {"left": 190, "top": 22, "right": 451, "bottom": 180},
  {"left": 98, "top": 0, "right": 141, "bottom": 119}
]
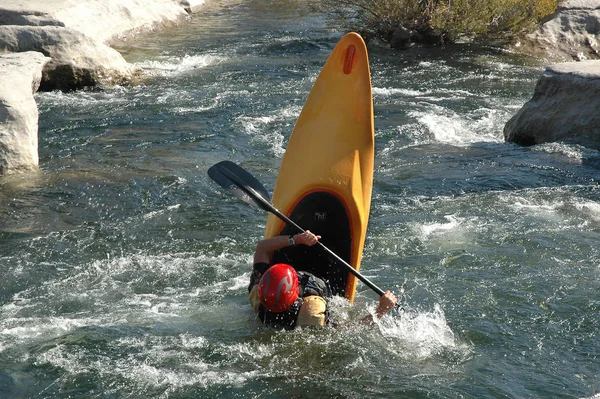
[{"left": 253, "top": 230, "right": 321, "bottom": 264}]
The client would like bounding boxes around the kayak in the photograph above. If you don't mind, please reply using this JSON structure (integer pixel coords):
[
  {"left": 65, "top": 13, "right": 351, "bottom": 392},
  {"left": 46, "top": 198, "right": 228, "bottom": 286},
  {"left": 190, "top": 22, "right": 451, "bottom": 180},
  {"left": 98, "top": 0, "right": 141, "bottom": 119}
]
[{"left": 264, "top": 32, "right": 374, "bottom": 303}]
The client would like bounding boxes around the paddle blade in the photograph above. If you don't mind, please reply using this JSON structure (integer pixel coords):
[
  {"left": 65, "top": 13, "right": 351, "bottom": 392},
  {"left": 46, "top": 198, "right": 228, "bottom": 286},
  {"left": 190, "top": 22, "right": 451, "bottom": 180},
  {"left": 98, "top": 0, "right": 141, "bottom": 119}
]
[{"left": 207, "top": 161, "right": 272, "bottom": 210}]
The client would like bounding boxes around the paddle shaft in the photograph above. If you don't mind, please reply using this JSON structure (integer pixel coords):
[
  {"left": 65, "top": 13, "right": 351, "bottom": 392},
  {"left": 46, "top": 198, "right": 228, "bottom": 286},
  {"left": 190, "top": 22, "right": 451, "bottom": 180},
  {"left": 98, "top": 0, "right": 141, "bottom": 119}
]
[{"left": 217, "top": 164, "right": 389, "bottom": 298}]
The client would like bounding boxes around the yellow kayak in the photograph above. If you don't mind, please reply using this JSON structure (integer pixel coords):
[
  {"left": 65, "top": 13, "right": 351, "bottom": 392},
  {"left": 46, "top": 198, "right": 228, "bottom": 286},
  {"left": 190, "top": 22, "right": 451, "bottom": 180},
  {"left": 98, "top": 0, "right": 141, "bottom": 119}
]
[{"left": 265, "top": 32, "right": 374, "bottom": 303}]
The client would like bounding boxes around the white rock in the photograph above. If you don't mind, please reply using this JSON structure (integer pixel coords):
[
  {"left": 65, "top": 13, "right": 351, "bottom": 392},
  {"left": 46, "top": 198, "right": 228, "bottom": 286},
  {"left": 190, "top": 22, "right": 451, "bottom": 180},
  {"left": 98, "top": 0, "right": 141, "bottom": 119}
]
[
  {"left": 0, "top": 0, "right": 193, "bottom": 44},
  {"left": 519, "top": 0, "right": 600, "bottom": 61},
  {"left": 0, "top": 0, "right": 206, "bottom": 174},
  {"left": 0, "top": 52, "right": 50, "bottom": 174},
  {"left": 180, "top": 0, "right": 207, "bottom": 14},
  {"left": 0, "top": 0, "right": 205, "bottom": 90},
  {"left": 0, "top": 25, "right": 135, "bottom": 90}
]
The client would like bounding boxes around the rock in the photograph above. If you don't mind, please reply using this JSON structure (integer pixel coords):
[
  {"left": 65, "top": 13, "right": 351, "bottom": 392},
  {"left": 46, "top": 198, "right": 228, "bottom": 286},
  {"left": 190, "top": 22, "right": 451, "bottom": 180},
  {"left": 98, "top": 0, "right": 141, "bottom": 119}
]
[
  {"left": 0, "top": 0, "right": 205, "bottom": 90},
  {"left": 0, "top": 0, "right": 207, "bottom": 175},
  {"left": 180, "top": 0, "right": 206, "bottom": 14},
  {"left": 0, "top": 0, "right": 191, "bottom": 44},
  {"left": 0, "top": 25, "right": 135, "bottom": 91},
  {"left": 504, "top": 60, "right": 600, "bottom": 149},
  {"left": 516, "top": 0, "right": 600, "bottom": 61},
  {"left": 0, "top": 8, "right": 63, "bottom": 27},
  {"left": 390, "top": 26, "right": 412, "bottom": 49},
  {"left": 0, "top": 51, "right": 50, "bottom": 174}
]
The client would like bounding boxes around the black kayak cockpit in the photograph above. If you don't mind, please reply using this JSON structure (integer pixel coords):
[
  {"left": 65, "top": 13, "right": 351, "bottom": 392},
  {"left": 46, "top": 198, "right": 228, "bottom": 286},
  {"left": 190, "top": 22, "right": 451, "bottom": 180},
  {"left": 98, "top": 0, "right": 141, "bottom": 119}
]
[{"left": 271, "top": 191, "right": 352, "bottom": 297}]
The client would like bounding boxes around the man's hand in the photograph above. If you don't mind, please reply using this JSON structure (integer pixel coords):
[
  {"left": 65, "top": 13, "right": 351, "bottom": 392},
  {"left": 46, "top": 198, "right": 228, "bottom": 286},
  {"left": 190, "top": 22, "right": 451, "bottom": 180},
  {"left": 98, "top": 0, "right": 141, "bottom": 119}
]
[
  {"left": 254, "top": 231, "right": 322, "bottom": 264},
  {"left": 293, "top": 230, "right": 321, "bottom": 246},
  {"left": 375, "top": 290, "right": 397, "bottom": 318}
]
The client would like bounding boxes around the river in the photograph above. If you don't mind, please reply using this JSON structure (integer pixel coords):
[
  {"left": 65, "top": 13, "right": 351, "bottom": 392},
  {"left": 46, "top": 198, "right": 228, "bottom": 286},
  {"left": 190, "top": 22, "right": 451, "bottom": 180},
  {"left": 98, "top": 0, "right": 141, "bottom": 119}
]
[{"left": 1, "top": 0, "right": 600, "bottom": 397}]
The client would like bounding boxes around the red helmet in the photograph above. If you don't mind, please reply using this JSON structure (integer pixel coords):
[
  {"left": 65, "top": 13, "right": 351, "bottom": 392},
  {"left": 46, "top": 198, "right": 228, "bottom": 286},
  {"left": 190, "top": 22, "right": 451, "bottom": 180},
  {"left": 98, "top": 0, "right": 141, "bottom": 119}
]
[{"left": 258, "top": 263, "right": 299, "bottom": 312}]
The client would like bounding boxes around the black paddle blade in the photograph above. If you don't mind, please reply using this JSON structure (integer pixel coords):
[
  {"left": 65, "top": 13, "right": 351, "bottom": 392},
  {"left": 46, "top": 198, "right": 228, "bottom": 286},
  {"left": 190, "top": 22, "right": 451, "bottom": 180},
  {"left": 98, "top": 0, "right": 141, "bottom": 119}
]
[{"left": 207, "top": 160, "right": 271, "bottom": 210}]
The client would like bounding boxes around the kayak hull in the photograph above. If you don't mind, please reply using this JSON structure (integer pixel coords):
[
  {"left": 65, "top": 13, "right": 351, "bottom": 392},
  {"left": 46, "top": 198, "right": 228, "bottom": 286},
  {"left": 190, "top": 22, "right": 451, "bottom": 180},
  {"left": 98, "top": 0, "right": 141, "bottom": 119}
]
[{"left": 265, "top": 32, "right": 374, "bottom": 302}]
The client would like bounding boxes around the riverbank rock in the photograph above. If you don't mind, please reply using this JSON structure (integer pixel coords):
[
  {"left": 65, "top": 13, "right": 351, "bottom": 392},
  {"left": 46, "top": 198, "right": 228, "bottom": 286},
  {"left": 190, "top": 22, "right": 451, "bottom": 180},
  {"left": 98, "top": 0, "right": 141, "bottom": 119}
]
[
  {"left": 516, "top": 0, "right": 600, "bottom": 61},
  {"left": 181, "top": 0, "right": 206, "bottom": 14},
  {"left": 0, "top": 25, "right": 135, "bottom": 91},
  {"left": 504, "top": 60, "right": 600, "bottom": 150},
  {"left": 0, "top": 0, "right": 205, "bottom": 175},
  {"left": 0, "top": 52, "right": 50, "bottom": 174},
  {"left": 0, "top": 0, "right": 201, "bottom": 91}
]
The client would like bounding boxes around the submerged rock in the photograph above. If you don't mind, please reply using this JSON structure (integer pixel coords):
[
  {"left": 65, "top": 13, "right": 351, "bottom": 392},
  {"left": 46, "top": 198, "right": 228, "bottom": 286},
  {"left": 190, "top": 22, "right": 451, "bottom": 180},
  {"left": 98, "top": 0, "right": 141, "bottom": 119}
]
[
  {"left": 0, "top": 52, "right": 50, "bottom": 175},
  {"left": 390, "top": 26, "right": 412, "bottom": 49},
  {"left": 504, "top": 60, "right": 600, "bottom": 150}
]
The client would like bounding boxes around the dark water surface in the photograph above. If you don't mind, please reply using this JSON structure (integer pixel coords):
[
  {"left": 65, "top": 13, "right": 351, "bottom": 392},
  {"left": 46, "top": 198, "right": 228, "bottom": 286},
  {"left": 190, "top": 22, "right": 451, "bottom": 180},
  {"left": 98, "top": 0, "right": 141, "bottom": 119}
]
[{"left": 1, "top": 0, "right": 600, "bottom": 397}]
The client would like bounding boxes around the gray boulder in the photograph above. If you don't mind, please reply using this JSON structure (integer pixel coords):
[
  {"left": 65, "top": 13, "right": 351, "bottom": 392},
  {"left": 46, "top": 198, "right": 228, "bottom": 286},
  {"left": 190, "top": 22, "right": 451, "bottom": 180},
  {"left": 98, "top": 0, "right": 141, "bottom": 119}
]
[
  {"left": 181, "top": 0, "right": 206, "bottom": 14},
  {"left": 504, "top": 60, "right": 600, "bottom": 149},
  {"left": 0, "top": 51, "right": 50, "bottom": 174},
  {"left": 0, "top": 0, "right": 198, "bottom": 91},
  {"left": 0, "top": 18, "right": 134, "bottom": 176},
  {"left": 517, "top": 0, "right": 600, "bottom": 61},
  {"left": 0, "top": 0, "right": 191, "bottom": 44},
  {"left": 0, "top": 0, "right": 205, "bottom": 175},
  {"left": 390, "top": 26, "right": 412, "bottom": 49},
  {"left": 0, "top": 25, "right": 135, "bottom": 91},
  {"left": 0, "top": 8, "right": 63, "bottom": 27}
]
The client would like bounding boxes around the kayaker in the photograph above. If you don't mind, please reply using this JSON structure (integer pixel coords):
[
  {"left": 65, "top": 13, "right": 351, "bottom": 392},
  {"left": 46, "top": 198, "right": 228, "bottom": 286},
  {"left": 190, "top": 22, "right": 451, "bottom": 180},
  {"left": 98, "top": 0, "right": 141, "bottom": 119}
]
[{"left": 248, "top": 230, "right": 397, "bottom": 329}]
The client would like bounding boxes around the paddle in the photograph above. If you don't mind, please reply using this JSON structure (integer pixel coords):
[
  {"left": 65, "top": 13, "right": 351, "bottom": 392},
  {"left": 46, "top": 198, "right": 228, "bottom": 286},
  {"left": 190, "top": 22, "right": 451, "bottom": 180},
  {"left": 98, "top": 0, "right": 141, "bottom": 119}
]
[{"left": 208, "top": 160, "right": 399, "bottom": 309}]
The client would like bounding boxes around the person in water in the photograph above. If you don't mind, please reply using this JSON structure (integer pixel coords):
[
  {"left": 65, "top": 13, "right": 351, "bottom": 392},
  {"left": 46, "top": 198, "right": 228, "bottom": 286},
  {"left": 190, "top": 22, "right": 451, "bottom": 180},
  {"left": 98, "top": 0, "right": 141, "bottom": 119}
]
[{"left": 248, "top": 230, "right": 397, "bottom": 329}]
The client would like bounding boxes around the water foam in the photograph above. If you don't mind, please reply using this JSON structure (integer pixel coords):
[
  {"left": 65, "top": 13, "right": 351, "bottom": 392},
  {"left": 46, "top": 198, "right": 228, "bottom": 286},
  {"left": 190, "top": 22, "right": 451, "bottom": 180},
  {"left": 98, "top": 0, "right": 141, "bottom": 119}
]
[
  {"left": 36, "top": 86, "right": 131, "bottom": 111},
  {"left": 409, "top": 105, "right": 504, "bottom": 145},
  {"left": 236, "top": 105, "right": 302, "bottom": 157},
  {"left": 410, "top": 214, "right": 477, "bottom": 252},
  {"left": 533, "top": 142, "right": 600, "bottom": 164},
  {"left": 32, "top": 332, "right": 260, "bottom": 393},
  {"left": 574, "top": 199, "right": 600, "bottom": 223},
  {"left": 373, "top": 87, "right": 426, "bottom": 98},
  {"left": 377, "top": 304, "right": 465, "bottom": 361},
  {"left": 419, "top": 214, "right": 463, "bottom": 238},
  {"left": 134, "top": 53, "right": 226, "bottom": 77},
  {"left": 0, "top": 249, "right": 251, "bottom": 344}
]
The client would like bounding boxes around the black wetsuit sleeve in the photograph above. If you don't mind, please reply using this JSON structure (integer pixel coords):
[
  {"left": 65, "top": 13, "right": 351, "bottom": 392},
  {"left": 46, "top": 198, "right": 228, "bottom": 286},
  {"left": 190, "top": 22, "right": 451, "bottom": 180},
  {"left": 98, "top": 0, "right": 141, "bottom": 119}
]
[{"left": 248, "top": 262, "right": 270, "bottom": 292}]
